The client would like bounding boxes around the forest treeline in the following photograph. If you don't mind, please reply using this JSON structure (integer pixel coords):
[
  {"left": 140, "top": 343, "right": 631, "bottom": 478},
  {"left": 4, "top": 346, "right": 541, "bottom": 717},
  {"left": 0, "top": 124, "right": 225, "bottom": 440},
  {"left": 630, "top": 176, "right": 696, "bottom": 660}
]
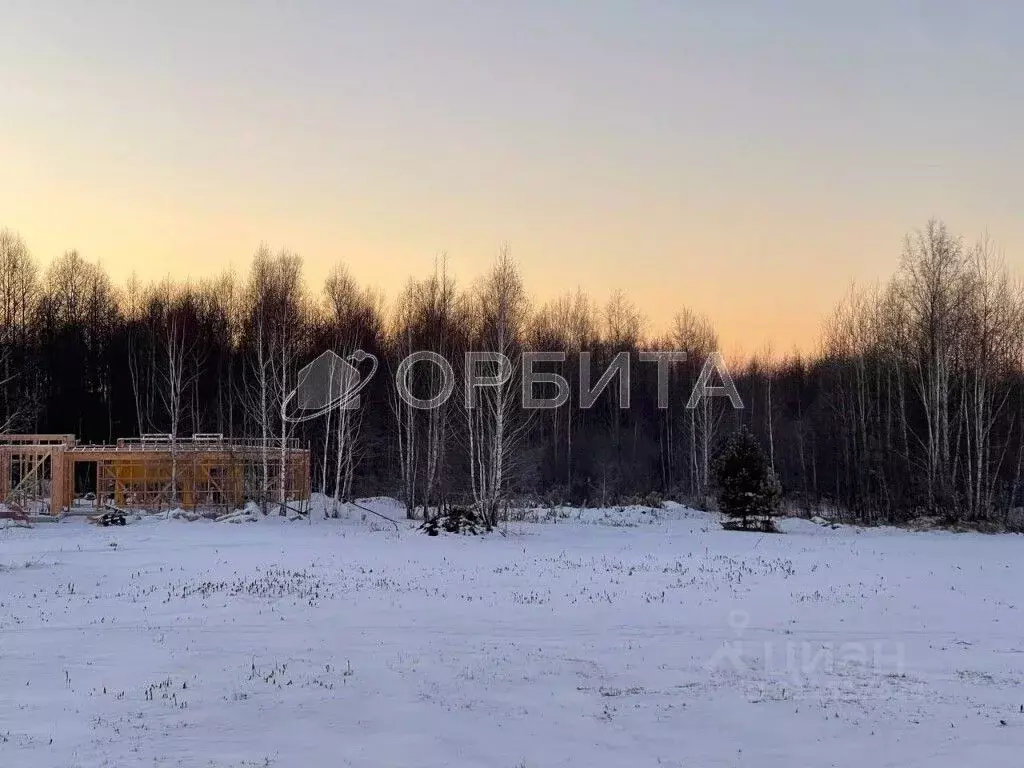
[{"left": 0, "top": 219, "right": 1021, "bottom": 526}]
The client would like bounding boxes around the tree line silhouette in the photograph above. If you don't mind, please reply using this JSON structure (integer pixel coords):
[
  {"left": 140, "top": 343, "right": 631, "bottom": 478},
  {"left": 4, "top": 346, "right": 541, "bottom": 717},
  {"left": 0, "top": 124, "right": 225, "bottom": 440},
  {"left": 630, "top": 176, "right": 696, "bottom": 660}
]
[{"left": 0, "top": 220, "right": 1021, "bottom": 526}]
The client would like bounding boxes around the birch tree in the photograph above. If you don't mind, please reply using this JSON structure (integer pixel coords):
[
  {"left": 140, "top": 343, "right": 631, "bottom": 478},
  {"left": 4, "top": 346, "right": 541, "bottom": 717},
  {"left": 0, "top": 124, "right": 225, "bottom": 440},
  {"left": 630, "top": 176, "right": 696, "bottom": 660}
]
[
  {"left": 322, "top": 265, "right": 383, "bottom": 506},
  {"left": 463, "top": 248, "right": 530, "bottom": 527}
]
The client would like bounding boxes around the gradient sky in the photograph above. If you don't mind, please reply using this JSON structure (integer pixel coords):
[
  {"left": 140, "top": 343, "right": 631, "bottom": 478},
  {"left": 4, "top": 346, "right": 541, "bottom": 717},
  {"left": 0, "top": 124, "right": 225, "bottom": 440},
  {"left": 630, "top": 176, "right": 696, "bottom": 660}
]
[{"left": 1, "top": 1, "right": 1021, "bottom": 354}]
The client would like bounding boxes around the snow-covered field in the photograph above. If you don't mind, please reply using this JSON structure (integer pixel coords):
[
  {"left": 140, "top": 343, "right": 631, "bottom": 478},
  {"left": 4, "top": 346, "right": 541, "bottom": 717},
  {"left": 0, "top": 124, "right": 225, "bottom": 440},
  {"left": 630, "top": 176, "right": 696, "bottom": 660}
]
[{"left": 1, "top": 499, "right": 1021, "bottom": 767}]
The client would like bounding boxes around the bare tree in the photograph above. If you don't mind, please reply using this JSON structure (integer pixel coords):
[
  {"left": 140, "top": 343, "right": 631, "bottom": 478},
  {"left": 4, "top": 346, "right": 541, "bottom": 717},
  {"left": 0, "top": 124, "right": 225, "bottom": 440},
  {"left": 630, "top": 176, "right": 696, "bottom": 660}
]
[
  {"left": 892, "top": 221, "right": 970, "bottom": 514},
  {"left": 463, "top": 248, "right": 531, "bottom": 527},
  {"left": 0, "top": 230, "right": 39, "bottom": 431},
  {"left": 151, "top": 283, "right": 202, "bottom": 503},
  {"left": 960, "top": 236, "right": 1023, "bottom": 519},
  {"left": 671, "top": 309, "right": 720, "bottom": 501},
  {"left": 240, "top": 246, "right": 308, "bottom": 512},
  {"left": 322, "top": 265, "right": 383, "bottom": 507},
  {"left": 389, "top": 280, "right": 420, "bottom": 518}
]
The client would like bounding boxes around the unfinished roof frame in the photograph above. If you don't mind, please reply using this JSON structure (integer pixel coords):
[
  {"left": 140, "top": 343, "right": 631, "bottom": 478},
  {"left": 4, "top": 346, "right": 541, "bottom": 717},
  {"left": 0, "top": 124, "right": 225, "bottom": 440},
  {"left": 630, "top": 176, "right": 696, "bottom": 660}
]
[{"left": 0, "top": 434, "right": 310, "bottom": 516}]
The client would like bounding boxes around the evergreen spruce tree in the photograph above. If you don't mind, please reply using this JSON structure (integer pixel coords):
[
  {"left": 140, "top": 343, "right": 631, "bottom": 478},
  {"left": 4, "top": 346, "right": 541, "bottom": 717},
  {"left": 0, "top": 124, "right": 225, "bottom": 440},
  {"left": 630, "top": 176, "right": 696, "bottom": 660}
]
[{"left": 711, "top": 425, "right": 781, "bottom": 531}]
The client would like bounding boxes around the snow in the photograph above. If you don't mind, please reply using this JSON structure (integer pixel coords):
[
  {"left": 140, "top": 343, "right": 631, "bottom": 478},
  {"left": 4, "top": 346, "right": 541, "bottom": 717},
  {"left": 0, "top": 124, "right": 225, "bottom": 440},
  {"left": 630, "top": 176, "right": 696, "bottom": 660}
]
[{"left": 1, "top": 498, "right": 1021, "bottom": 767}]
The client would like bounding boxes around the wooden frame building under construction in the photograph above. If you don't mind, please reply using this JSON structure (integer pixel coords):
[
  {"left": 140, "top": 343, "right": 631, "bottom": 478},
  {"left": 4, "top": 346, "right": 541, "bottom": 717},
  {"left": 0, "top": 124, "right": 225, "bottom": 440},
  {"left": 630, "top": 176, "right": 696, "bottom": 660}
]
[{"left": 0, "top": 433, "right": 310, "bottom": 517}]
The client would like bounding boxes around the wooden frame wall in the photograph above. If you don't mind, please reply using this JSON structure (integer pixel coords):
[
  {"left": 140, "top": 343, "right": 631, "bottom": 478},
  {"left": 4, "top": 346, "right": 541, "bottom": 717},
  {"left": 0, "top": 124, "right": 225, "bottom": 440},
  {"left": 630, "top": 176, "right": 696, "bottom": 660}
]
[{"left": 0, "top": 435, "right": 310, "bottom": 515}]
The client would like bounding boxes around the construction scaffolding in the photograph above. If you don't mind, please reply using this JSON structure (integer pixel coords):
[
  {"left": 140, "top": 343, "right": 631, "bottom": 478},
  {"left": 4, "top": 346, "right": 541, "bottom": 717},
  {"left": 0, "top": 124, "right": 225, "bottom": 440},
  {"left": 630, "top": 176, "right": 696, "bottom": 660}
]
[{"left": 0, "top": 433, "right": 310, "bottom": 517}]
